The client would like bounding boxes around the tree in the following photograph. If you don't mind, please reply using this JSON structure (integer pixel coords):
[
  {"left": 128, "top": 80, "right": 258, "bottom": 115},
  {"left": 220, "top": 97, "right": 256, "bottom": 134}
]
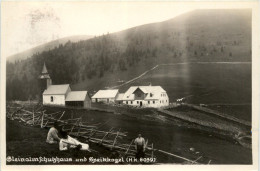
[
  {"left": 152, "top": 48, "right": 157, "bottom": 57},
  {"left": 119, "top": 59, "right": 127, "bottom": 71},
  {"left": 99, "top": 67, "right": 104, "bottom": 78},
  {"left": 221, "top": 46, "right": 224, "bottom": 53}
]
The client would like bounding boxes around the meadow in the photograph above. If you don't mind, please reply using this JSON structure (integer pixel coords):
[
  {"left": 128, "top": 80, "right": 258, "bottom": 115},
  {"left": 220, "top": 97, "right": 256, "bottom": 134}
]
[{"left": 118, "top": 63, "right": 252, "bottom": 121}]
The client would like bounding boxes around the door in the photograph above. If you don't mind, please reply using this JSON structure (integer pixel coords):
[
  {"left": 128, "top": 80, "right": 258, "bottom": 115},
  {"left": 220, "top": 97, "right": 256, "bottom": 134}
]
[{"left": 140, "top": 101, "right": 142, "bottom": 107}]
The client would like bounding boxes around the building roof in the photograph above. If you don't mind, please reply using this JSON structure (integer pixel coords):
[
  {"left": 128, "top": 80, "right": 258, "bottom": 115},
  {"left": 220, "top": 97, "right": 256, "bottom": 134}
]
[
  {"left": 43, "top": 84, "right": 70, "bottom": 95},
  {"left": 42, "top": 62, "right": 48, "bottom": 74},
  {"left": 122, "top": 86, "right": 166, "bottom": 100},
  {"left": 39, "top": 74, "right": 50, "bottom": 79},
  {"left": 39, "top": 62, "right": 51, "bottom": 79},
  {"left": 115, "top": 93, "right": 125, "bottom": 101},
  {"left": 92, "top": 89, "right": 119, "bottom": 99},
  {"left": 65, "top": 91, "right": 88, "bottom": 101}
]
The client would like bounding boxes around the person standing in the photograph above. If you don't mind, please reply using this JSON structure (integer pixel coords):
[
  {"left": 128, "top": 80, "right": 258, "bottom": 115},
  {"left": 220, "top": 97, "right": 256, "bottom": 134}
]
[{"left": 134, "top": 133, "right": 145, "bottom": 159}]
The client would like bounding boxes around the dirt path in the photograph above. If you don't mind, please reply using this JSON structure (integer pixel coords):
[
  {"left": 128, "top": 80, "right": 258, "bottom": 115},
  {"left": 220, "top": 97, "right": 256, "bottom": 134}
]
[{"left": 110, "top": 65, "right": 159, "bottom": 89}]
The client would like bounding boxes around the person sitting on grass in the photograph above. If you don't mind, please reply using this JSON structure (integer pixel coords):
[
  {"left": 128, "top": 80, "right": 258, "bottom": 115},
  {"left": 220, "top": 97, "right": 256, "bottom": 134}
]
[
  {"left": 46, "top": 122, "right": 61, "bottom": 144},
  {"left": 59, "top": 131, "right": 91, "bottom": 152}
]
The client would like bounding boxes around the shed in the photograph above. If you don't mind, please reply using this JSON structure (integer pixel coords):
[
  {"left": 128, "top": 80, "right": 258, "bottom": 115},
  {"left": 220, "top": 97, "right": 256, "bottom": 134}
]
[
  {"left": 91, "top": 89, "right": 119, "bottom": 103},
  {"left": 65, "top": 91, "right": 91, "bottom": 108}
]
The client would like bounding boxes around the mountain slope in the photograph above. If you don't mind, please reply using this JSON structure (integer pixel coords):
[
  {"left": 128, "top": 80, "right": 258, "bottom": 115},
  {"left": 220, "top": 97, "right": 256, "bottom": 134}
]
[
  {"left": 7, "top": 35, "right": 93, "bottom": 63},
  {"left": 6, "top": 9, "right": 251, "bottom": 100}
]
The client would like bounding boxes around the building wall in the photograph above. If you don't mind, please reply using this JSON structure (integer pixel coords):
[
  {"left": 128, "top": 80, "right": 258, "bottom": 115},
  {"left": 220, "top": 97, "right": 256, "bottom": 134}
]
[
  {"left": 122, "top": 92, "right": 169, "bottom": 108},
  {"left": 116, "top": 100, "right": 123, "bottom": 104},
  {"left": 84, "top": 95, "right": 92, "bottom": 108},
  {"left": 159, "top": 92, "right": 169, "bottom": 107},
  {"left": 92, "top": 98, "right": 115, "bottom": 103},
  {"left": 46, "top": 78, "right": 52, "bottom": 89},
  {"left": 43, "top": 94, "right": 66, "bottom": 106},
  {"left": 65, "top": 101, "right": 84, "bottom": 107},
  {"left": 84, "top": 101, "right": 91, "bottom": 108}
]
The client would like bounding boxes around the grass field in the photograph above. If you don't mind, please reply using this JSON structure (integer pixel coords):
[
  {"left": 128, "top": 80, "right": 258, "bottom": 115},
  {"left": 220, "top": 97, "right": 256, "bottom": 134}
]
[
  {"left": 166, "top": 106, "right": 250, "bottom": 135},
  {"left": 117, "top": 63, "right": 251, "bottom": 121},
  {"left": 6, "top": 104, "right": 252, "bottom": 164},
  {"left": 6, "top": 119, "right": 132, "bottom": 165},
  {"left": 206, "top": 105, "right": 251, "bottom": 122},
  {"left": 119, "top": 63, "right": 251, "bottom": 103}
]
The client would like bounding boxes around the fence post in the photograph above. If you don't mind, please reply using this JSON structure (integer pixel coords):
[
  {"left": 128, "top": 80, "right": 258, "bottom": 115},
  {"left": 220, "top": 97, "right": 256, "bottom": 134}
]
[
  {"left": 32, "top": 105, "right": 35, "bottom": 125},
  {"left": 151, "top": 143, "right": 154, "bottom": 158},
  {"left": 41, "top": 111, "right": 44, "bottom": 128}
]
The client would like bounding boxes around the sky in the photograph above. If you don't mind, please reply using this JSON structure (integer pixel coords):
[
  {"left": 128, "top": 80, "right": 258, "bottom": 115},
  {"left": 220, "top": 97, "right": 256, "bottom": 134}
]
[{"left": 1, "top": 1, "right": 255, "bottom": 58}]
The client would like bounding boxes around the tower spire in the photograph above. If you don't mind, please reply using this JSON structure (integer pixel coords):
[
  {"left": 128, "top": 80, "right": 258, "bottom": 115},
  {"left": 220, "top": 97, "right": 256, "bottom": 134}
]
[
  {"left": 38, "top": 62, "right": 52, "bottom": 102},
  {"left": 39, "top": 62, "right": 50, "bottom": 79},
  {"left": 42, "top": 62, "right": 48, "bottom": 74}
]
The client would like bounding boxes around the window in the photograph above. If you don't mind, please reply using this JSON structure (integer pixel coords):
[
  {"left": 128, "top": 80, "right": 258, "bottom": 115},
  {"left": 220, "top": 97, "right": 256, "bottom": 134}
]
[
  {"left": 148, "top": 101, "right": 150, "bottom": 104},
  {"left": 160, "top": 101, "right": 161, "bottom": 103},
  {"left": 131, "top": 101, "right": 133, "bottom": 104},
  {"left": 166, "top": 100, "right": 167, "bottom": 102},
  {"left": 153, "top": 101, "right": 155, "bottom": 104},
  {"left": 126, "top": 101, "right": 128, "bottom": 104},
  {"left": 137, "top": 101, "right": 139, "bottom": 104},
  {"left": 50, "top": 96, "right": 53, "bottom": 102},
  {"left": 150, "top": 93, "right": 153, "bottom": 97}
]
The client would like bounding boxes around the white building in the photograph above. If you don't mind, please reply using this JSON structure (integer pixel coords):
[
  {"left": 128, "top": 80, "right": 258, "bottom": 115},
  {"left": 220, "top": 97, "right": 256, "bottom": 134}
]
[
  {"left": 40, "top": 63, "right": 91, "bottom": 108},
  {"left": 91, "top": 89, "right": 119, "bottom": 103},
  {"left": 43, "top": 84, "right": 71, "bottom": 106},
  {"left": 121, "top": 86, "right": 169, "bottom": 108}
]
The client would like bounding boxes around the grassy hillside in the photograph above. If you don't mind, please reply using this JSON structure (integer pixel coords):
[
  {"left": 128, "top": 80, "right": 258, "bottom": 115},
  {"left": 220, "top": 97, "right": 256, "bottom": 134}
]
[
  {"left": 123, "top": 63, "right": 252, "bottom": 103},
  {"left": 6, "top": 9, "right": 251, "bottom": 100}
]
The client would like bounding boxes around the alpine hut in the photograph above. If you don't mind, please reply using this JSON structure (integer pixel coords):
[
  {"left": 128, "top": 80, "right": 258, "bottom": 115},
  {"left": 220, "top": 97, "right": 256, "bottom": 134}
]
[
  {"left": 121, "top": 86, "right": 169, "bottom": 108},
  {"left": 65, "top": 91, "right": 91, "bottom": 108},
  {"left": 91, "top": 89, "right": 119, "bottom": 103}
]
